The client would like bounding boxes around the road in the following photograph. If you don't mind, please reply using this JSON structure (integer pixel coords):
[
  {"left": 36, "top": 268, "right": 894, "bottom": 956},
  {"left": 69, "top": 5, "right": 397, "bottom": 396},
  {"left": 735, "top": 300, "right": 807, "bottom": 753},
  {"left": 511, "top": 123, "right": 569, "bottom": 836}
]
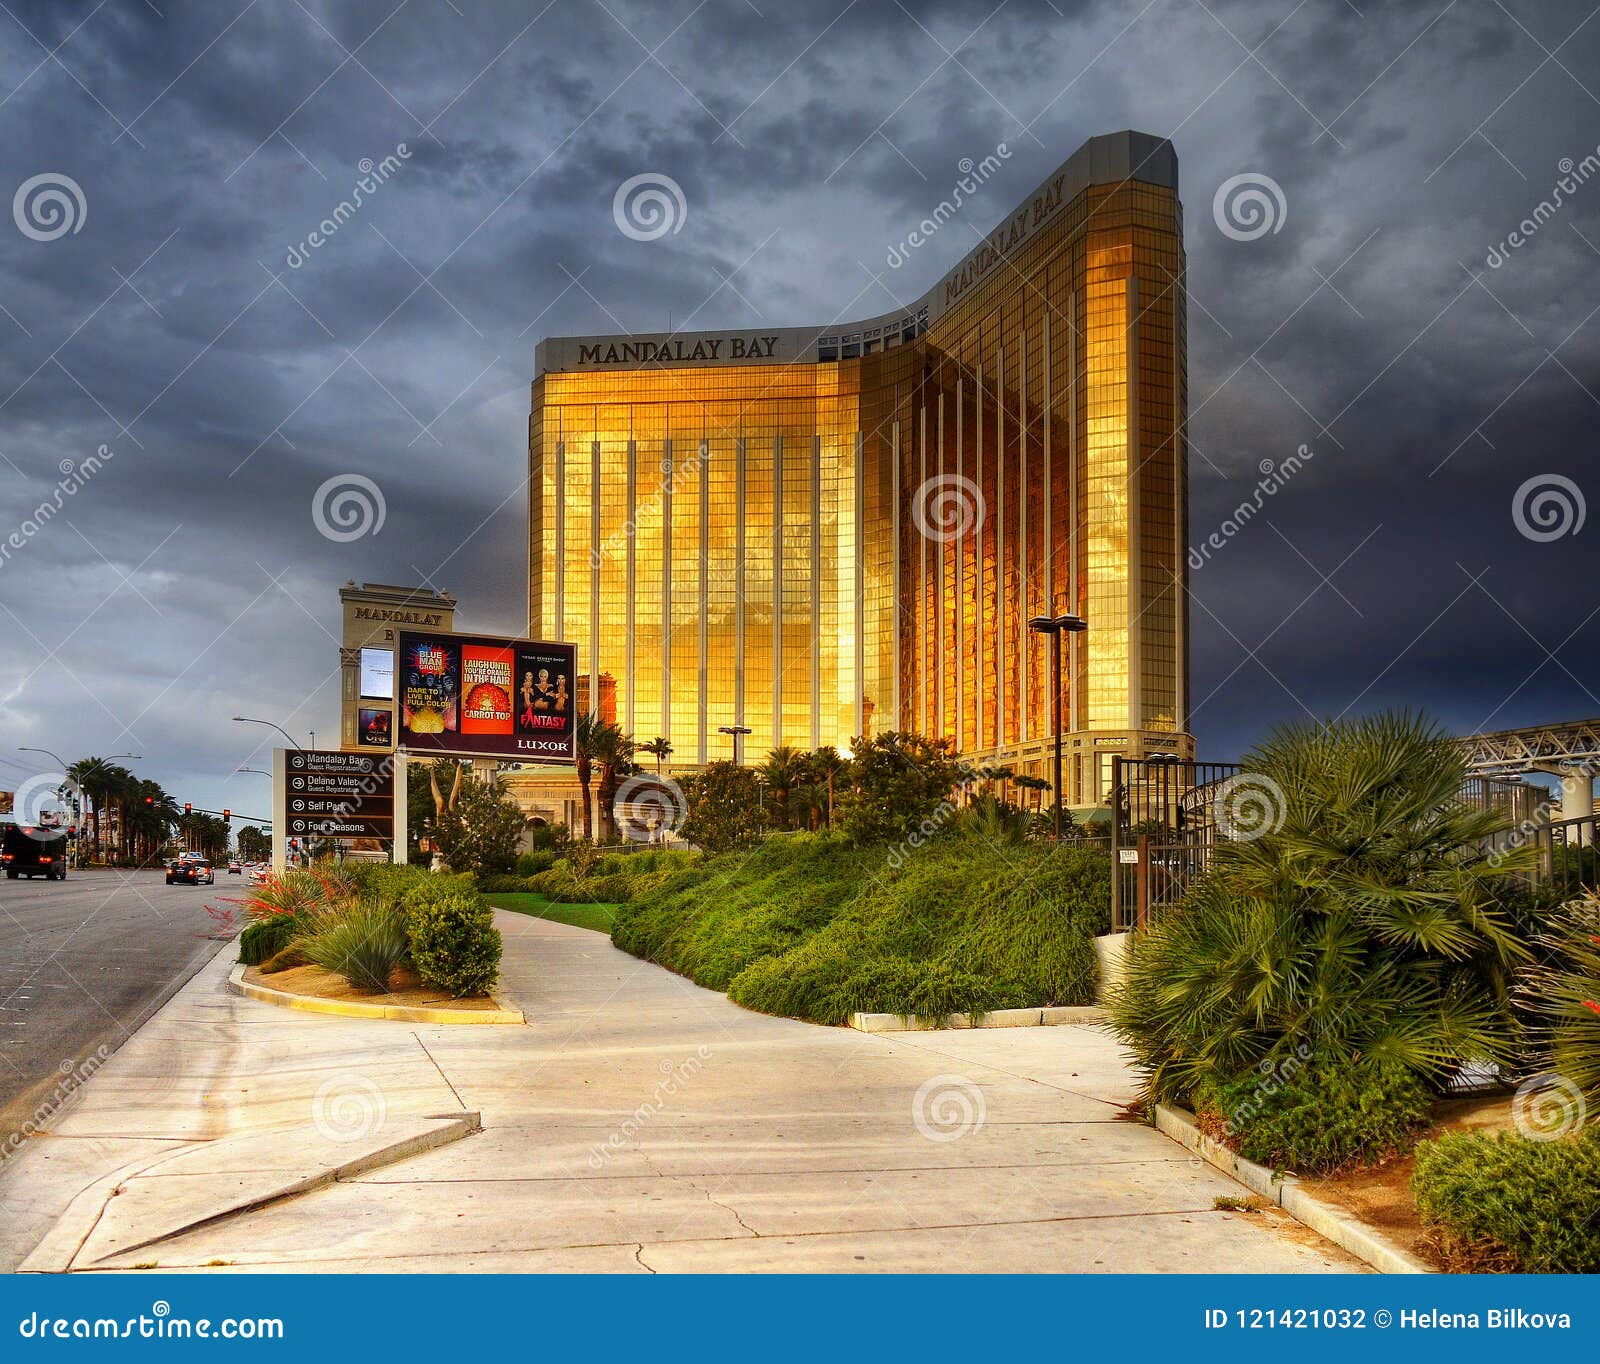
[{"left": 0, "top": 869, "right": 236, "bottom": 1149}]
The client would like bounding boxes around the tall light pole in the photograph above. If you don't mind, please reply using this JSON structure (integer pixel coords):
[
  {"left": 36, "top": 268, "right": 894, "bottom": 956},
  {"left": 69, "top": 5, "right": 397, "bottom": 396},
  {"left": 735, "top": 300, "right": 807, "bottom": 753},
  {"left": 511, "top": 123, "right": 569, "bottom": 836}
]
[
  {"left": 1027, "top": 612, "right": 1087, "bottom": 841},
  {"left": 232, "top": 716, "right": 303, "bottom": 750},
  {"left": 718, "top": 723, "right": 751, "bottom": 766}
]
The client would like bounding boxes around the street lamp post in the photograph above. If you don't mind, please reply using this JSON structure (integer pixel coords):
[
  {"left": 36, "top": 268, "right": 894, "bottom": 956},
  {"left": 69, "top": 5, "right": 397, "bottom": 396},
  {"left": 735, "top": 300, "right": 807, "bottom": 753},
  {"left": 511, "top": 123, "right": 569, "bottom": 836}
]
[
  {"left": 718, "top": 724, "right": 752, "bottom": 766},
  {"left": 1027, "top": 613, "right": 1087, "bottom": 841},
  {"left": 232, "top": 716, "right": 304, "bottom": 750}
]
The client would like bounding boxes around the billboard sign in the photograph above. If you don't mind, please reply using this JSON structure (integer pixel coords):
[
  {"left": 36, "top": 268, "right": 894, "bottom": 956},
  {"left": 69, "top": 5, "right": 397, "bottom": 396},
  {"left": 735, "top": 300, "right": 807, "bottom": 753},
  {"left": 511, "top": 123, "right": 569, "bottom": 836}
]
[
  {"left": 397, "top": 631, "right": 576, "bottom": 761},
  {"left": 284, "top": 750, "right": 394, "bottom": 839}
]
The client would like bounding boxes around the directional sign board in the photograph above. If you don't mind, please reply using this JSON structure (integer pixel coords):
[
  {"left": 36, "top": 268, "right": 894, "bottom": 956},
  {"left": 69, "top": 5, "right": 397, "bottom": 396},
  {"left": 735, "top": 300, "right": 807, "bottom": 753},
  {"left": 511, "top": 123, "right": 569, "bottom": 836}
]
[{"left": 279, "top": 749, "right": 395, "bottom": 841}]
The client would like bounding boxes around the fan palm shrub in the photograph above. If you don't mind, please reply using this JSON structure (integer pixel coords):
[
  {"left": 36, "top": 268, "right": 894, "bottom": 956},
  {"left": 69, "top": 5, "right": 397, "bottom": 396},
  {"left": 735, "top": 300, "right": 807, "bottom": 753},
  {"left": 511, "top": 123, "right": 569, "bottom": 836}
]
[
  {"left": 1518, "top": 890, "right": 1600, "bottom": 1111},
  {"left": 1113, "top": 711, "right": 1535, "bottom": 1112}
]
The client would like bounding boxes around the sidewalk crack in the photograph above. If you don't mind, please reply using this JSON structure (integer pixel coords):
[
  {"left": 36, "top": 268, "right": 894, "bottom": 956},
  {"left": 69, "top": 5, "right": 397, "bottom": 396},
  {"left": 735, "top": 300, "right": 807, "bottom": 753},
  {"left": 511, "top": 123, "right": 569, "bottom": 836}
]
[
  {"left": 633, "top": 1242, "right": 657, "bottom": 1273},
  {"left": 703, "top": 1188, "right": 759, "bottom": 1238}
]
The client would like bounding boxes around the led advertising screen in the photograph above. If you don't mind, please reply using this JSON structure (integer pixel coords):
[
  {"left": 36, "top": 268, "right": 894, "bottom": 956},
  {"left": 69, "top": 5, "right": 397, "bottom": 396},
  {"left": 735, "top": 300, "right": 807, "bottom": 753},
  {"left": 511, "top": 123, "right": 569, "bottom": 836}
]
[
  {"left": 357, "top": 706, "right": 393, "bottom": 748},
  {"left": 359, "top": 646, "right": 395, "bottom": 700},
  {"left": 396, "top": 631, "right": 576, "bottom": 761}
]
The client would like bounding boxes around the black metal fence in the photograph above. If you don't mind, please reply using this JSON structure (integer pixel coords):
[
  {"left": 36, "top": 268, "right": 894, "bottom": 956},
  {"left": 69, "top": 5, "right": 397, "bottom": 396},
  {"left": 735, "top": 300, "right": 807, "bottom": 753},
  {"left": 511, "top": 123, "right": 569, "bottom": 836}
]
[{"left": 1109, "top": 758, "right": 1593, "bottom": 933}]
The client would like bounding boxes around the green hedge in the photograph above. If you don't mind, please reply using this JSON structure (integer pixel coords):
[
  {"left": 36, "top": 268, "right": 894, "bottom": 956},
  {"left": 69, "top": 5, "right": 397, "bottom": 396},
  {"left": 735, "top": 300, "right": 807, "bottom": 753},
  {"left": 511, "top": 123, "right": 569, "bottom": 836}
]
[
  {"left": 611, "top": 833, "right": 1110, "bottom": 1024},
  {"left": 407, "top": 891, "right": 502, "bottom": 996},
  {"left": 239, "top": 912, "right": 299, "bottom": 966},
  {"left": 1413, "top": 1126, "right": 1600, "bottom": 1272},
  {"left": 1198, "top": 1054, "right": 1434, "bottom": 1175}
]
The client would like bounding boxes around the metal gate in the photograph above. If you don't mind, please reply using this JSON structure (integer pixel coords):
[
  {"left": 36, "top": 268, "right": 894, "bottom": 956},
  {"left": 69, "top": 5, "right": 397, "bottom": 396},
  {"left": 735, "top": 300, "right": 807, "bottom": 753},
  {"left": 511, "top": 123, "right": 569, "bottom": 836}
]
[{"left": 1108, "top": 755, "right": 1239, "bottom": 931}]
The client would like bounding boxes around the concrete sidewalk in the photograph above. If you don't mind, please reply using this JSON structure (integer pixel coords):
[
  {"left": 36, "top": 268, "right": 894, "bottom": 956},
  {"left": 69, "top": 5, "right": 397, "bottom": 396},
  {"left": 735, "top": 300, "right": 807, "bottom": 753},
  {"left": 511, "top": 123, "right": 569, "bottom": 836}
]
[{"left": 0, "top": 911, "right": 1361, "bottom": 1273}]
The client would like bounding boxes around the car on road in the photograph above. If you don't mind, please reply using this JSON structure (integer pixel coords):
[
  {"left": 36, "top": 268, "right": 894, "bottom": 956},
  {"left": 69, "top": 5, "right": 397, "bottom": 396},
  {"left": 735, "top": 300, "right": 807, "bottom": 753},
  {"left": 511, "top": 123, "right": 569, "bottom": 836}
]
[
  {"left": 227, "top": 861, "right": 242, "bottom": 874},
  {"left": 1, "top": 820, "right": 69, "bottom": 880},
  {"left": 248, "top": 864, "right": 271, "bottom": 885},
  {"left": 166, "top": 859, "right": 214, "bottom": 886}
]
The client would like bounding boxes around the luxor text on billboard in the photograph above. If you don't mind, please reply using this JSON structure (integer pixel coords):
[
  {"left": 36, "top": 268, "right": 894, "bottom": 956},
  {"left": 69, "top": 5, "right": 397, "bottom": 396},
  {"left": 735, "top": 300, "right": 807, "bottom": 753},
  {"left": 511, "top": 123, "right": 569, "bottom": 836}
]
[{"left": 397, "top": 631, "right": 576, "bottom": 760}]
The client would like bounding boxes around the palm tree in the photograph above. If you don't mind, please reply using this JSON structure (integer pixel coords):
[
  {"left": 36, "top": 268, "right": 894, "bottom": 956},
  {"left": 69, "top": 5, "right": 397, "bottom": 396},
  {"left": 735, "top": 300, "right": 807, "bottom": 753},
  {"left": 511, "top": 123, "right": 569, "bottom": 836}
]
[
  {"left": 67, "top": 756, "right": 116, "bottom": 861},
  {"left": 640, "top": 736, "right": 673, "bottom": 775},
  {"left": 807, "top": 746, "right": 849, "bottom": 828},
  {"left": 760, "top": 746, "right": 806, "bottom": 829},
  {"left": 574, "top": 713, "right": 626, "bottom": 843},
  {"left": 595, "top": 728, "right": 636, "bottom": 844}
]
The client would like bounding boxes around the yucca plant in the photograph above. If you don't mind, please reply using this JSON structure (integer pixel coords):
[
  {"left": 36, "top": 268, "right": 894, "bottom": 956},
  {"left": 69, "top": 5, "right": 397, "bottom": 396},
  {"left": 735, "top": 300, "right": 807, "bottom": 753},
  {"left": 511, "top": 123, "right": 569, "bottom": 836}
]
[
  {"left": 299, "top": 895, "right": 411, "bottom": 994},
  {"left": 1112, "top": 711, "right": 1535, "bottom": 1108}
]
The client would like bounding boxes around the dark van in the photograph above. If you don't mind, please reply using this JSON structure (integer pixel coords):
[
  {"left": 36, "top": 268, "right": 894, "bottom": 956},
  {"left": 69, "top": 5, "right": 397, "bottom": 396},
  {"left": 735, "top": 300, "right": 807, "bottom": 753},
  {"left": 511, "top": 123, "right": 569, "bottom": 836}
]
[{"left": 1, "top": 820, "right": 70, "bottom": 880}]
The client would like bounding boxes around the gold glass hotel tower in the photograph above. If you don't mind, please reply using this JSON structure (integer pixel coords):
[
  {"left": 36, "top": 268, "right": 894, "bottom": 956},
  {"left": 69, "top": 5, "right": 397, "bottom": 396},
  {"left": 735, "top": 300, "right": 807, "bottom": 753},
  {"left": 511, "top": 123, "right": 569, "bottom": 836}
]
[{"left": 530, "top": 130, "right": 1191, "bottom": 804}]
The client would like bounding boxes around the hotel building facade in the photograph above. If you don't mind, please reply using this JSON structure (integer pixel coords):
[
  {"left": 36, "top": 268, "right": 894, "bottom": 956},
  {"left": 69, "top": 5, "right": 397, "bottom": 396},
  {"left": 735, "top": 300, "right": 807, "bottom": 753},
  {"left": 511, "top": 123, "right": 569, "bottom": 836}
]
[{"left": 529, "top": 130, "right": 1191, "bottom": 805}]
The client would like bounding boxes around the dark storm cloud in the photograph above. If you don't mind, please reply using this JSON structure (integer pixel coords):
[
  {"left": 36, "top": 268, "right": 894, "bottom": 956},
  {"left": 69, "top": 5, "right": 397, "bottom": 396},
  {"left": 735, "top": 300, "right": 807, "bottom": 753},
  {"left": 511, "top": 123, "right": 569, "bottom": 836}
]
[{"left": 1, "top": 0, "right": 1597, "bottom": 814}]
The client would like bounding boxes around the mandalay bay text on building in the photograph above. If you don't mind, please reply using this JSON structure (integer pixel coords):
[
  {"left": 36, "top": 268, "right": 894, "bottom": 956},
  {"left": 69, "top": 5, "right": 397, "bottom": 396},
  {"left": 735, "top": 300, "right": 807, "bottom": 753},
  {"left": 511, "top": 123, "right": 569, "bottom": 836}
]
[{"left": 529, "top": 130, "right": 1191, "bottom": 804}]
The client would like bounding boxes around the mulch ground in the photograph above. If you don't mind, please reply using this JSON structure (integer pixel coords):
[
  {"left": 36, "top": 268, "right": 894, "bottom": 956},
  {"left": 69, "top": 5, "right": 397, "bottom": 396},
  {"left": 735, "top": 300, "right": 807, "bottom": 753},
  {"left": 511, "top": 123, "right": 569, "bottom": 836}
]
[{"left": 245, "top": 963, "right": 500, "bottom": 1011}]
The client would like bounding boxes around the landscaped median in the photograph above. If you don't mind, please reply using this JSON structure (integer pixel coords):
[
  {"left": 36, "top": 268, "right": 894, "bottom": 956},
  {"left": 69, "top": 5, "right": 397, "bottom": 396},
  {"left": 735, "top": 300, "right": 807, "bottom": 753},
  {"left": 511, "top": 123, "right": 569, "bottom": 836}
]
[{"left": 233, "top": 864, "right": 517, "bottom": 1022}]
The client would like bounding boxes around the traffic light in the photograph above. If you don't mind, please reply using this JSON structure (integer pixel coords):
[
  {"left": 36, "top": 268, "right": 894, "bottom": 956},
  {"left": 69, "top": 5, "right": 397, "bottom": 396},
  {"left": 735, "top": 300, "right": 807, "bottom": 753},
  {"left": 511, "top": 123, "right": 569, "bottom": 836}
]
[
  {"left": 184, "top": 802, "right": 192, "bottom": 816},
  {"left": 144, "top": 795, "right": 154, "bottom": 806},
  {"left": 222, "top": 808, "right": 231, "bottom": 823}
]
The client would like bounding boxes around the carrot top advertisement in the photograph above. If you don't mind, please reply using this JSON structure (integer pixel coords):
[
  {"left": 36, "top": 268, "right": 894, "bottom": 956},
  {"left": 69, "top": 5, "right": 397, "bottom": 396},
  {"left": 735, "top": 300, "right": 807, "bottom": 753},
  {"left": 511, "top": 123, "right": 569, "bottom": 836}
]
[{"left": 397, "top": 631, "right": 576, "bottom": 760}]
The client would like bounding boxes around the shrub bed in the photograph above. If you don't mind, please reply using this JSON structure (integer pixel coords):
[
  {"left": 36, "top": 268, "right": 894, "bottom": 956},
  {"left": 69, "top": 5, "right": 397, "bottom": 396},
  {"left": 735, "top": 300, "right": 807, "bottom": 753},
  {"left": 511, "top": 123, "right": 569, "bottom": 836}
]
[
  {"left": 611, "top": 833, "right": 1110, "bottom": 1024},
  {"left": 236, "top": 865, "right": 502, "bottom": 997},
  {"left": 1413, "top": 1126, "right": 1600, "bottom": 1272}
]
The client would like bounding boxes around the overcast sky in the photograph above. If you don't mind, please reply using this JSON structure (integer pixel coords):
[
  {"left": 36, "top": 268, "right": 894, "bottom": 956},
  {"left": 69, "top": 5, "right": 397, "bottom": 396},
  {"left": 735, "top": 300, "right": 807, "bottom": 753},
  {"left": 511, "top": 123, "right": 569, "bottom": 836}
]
[{"left": 1, "top": 0, "right": 1597, "bottom": 824}]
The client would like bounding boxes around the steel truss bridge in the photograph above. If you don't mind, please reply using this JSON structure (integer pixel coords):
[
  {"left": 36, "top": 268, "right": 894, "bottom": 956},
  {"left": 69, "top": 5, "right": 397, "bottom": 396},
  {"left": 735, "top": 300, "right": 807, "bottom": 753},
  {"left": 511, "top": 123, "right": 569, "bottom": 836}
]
[{"left": 1458, "top": 719, "right": 1600, "bottom": 777}]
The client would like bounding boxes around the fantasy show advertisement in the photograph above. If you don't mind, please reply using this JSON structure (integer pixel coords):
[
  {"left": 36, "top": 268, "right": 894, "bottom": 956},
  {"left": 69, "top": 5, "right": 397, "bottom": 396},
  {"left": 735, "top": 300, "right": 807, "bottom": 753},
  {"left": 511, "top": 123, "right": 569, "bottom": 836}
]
[{"left": 397, "top": 631, "right": 575, "bottom": 759}]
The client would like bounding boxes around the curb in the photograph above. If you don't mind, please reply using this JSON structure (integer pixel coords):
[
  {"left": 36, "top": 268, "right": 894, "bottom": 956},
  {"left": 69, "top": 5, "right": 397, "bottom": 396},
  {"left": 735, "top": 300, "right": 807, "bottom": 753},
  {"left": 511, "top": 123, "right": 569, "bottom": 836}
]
[
  {"left": 850, "top": 1005, "right": 1107, "bottom": 1032},
  {"left": 228, "top": 962, "right": 524, "bottom": 1025},
  {"left": 1153, "top": 1104, "right": 1434, "bottom": 1275},
  {"left": 20, "top": 1112, "right": 482, "bottom": 1273}
]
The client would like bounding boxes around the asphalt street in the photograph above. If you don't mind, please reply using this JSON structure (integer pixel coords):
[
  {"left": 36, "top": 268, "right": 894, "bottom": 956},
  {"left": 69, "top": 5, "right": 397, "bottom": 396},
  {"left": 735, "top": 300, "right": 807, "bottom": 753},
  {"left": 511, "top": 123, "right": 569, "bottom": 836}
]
[{"left": 0, "top": 869, "right": 236, "bottom": 1149}]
